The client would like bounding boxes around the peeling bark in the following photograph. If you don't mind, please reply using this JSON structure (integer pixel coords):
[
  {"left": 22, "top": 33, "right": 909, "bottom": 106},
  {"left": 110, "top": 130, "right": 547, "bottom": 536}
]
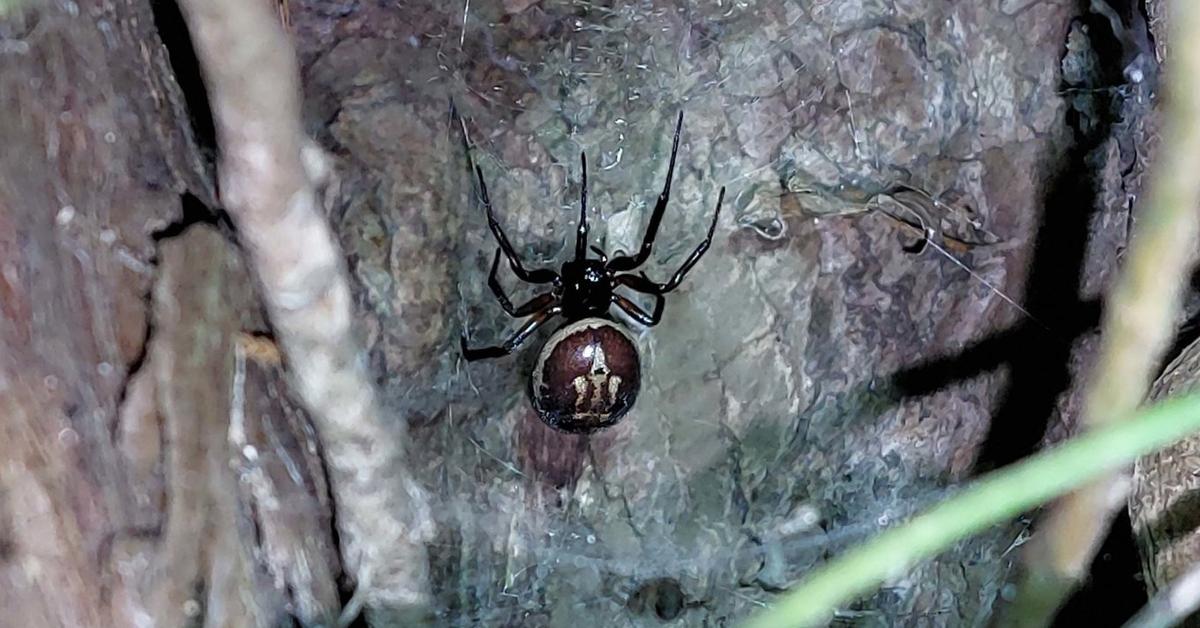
[
  {"left": 1, "top": 2, "right": 340, "bottom": 626},
  {"left": 173, "top": 0, "right": 434, "bottom": 618}
]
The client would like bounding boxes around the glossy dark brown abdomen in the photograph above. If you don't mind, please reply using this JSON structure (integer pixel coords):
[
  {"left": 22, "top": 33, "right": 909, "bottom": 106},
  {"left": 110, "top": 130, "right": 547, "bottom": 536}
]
[{"left": 530, "top": 318, "right": 641, "bottom": 433}]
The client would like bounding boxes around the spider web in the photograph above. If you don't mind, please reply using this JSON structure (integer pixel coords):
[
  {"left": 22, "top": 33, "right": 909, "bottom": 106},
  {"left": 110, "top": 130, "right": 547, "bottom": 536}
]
[{"left": 294, "top": 0, "right": 1115, "bottom": 624}]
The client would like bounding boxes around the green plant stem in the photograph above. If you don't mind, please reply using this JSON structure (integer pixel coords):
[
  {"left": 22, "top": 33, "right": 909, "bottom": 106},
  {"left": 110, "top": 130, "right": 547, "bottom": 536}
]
[
  {"left": 742, "top": 391, "right": 1200, "bottom": 628},
  {"left": 1003, "top": 1, "right": 1200, "bottom": 622}
]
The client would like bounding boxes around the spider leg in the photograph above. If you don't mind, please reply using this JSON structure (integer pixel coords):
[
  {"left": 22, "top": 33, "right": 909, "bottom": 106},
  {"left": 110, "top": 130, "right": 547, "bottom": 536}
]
[
  {"left": 487, "top": 248, "right": 559, "bottom": 316},
  {"left": 616, "top": 186, "right": 724, "bottom": 294},
  {"left": 576, "top": 151, "right": 589, "bottom": 261},
  {"left": 461, "top": 306, "right": 562, "bottom": 361},
  {"left": 474, "top": 165, "right": 561, "bottom": 285},
  {"left": 613, "top": 293, "right": 664, "bottom": 327},
  {"left": 607, "top": 111, "right": 684, "bottom": 272},
  {"left": 454, "top": 104, "right": 561, "bottom": 286}
]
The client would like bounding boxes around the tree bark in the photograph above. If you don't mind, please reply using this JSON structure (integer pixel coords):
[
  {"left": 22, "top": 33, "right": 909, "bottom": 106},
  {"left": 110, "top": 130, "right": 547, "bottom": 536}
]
[{"left": 0, "top": 2, "right": 340, "bottom": 626}]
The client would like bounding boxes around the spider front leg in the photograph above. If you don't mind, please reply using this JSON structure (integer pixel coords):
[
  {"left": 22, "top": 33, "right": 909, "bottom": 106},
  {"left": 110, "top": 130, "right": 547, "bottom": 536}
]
[
  {"left": 461, "top": 306, "right": 562, "bottom": 361},
  {"left": 617, "top": 186, "right": 725, "bottom": 294},
  {"left": 608, "top": 111, "right": 684, "bottom": 273},
  {"left": 487, "top": 248, "right": 558, "bottom": 316},
  {"left": 455, "top": 104, "right": 560, "bottom": 286},
  {"left": 576, "top": 151, "right": 589, "bottom": 261},
  {"left": 474, "top": 165, "right": 561, "bottom": 286}
]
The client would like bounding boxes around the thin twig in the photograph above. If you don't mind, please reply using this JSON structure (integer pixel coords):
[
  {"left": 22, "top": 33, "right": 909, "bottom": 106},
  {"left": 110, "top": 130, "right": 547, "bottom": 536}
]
[
  {"left": 175, "top": 0, "right": 433, "bottom": 614},
  {"left": 1001, "top": 3, "right": 1200, "bottom": 624},
  {"left": 1123, "top": 560, "right": 1200, "bottom": 628}
]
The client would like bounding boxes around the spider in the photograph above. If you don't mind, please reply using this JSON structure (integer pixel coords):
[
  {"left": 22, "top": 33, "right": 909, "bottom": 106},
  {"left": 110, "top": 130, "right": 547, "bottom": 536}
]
[{"left": 460, "top": 111, "right": 725, "bottom": 433}]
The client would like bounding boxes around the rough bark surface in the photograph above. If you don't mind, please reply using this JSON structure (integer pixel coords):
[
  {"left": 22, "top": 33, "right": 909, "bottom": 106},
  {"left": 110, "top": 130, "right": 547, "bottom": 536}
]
[
  {"left": 292, "top": 0, "right": 1151, "bottom": 625},
  {"left": 1131, "top": 337, "right": 1200, "bottom": 624},
  {"left": 0, "top": 2, "right": 339, "bottom": 626},
  {"left": 1124, "top": 1, "right": 1200, "bottom": 625},
  {"left": 175, "top": 0, "right": 433, "bottom": 616},
  {"left": 0, "top": 0, "right": 1166, "bottom": 626}
]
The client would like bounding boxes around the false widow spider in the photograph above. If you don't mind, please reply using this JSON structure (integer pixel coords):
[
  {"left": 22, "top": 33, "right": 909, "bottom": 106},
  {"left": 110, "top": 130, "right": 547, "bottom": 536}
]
[{"left": 459, "top": 111, "right": 724, "bottom": 433}]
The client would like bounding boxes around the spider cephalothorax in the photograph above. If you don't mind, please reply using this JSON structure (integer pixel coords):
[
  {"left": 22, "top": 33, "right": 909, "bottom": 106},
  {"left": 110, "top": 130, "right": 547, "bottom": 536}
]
[{"left": 460, "top": 111, "right": 724, "bottom": 433}]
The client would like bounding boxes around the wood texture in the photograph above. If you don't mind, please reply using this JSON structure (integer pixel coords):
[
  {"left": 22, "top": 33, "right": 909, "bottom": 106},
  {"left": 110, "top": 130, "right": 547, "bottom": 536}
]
[
  {"left": 0, "top": 3, "right": 339, "bottom": 626},
  {"left": 1131, "top": 339, "right": 1200, "bottom": 607}
]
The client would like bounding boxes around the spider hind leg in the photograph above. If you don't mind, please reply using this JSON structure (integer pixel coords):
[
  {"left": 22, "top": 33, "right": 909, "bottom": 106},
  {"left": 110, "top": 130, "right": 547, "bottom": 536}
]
[{"left": 613, "top": 293, "right": 664, "bottom": 327}]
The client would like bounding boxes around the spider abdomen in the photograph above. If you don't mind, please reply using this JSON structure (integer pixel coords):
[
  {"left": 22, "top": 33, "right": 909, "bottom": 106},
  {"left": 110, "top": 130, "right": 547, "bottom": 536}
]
[{"left": 530, "top": 318, "right": 641, "bottom": 433}]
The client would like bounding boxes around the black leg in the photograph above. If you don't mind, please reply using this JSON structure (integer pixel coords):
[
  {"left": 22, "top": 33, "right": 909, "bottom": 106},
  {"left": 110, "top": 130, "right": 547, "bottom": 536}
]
[
  {"left": 607, "top": 111, "right": 684, "bottom": 273},
  {"left": 453, "top": 103, "right": 560, "bottom": 286},
  {"left": 461, "top": 306, "right": 562, "bottom": 361},
  {"left": 487, "top": 248, "right": 558, "bottom": 316},
  {"left": 576, "top": 151, "right": 589, "bottom": 261},
  {"left": 613, "top": 293, "right": 664, "bottom": 327},
  {"left": 474, "top": 165, "right": 561, "bottom": 285},
  {"left": 616, "top": 186, "right": 724, "bottom": 294}
]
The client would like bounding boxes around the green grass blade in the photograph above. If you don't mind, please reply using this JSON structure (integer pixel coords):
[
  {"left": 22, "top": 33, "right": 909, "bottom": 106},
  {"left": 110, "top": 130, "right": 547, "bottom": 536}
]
[{"left": 743, "top": 391, "right": 1200, "bottom": 628}]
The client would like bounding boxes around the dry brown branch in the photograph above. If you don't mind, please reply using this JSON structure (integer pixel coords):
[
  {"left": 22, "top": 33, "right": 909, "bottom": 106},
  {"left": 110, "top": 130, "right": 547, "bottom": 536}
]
[
  {"left": 174, "top": 0, "right": 433, "bottom": 617},
  {"left": 1001, "top": 2, "right": 1200, "bottom": 623}
]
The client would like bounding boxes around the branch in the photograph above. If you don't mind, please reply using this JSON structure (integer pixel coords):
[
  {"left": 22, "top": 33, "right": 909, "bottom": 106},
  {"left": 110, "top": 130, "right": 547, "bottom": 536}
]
[
  {"left": 1123, "top": 560, "right": 1200, "bottom": 628},
  {"left": 1000, "top": 3, "right": 1200, "bottom": 623},
  {"left": 175, "top": 0, "right": 433, "bottom": 616}
]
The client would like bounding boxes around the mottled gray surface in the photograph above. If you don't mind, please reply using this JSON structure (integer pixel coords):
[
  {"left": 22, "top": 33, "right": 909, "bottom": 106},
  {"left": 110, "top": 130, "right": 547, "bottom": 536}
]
[{"left": 292, "top": 0, "right": 1145, "bottom": 624}]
